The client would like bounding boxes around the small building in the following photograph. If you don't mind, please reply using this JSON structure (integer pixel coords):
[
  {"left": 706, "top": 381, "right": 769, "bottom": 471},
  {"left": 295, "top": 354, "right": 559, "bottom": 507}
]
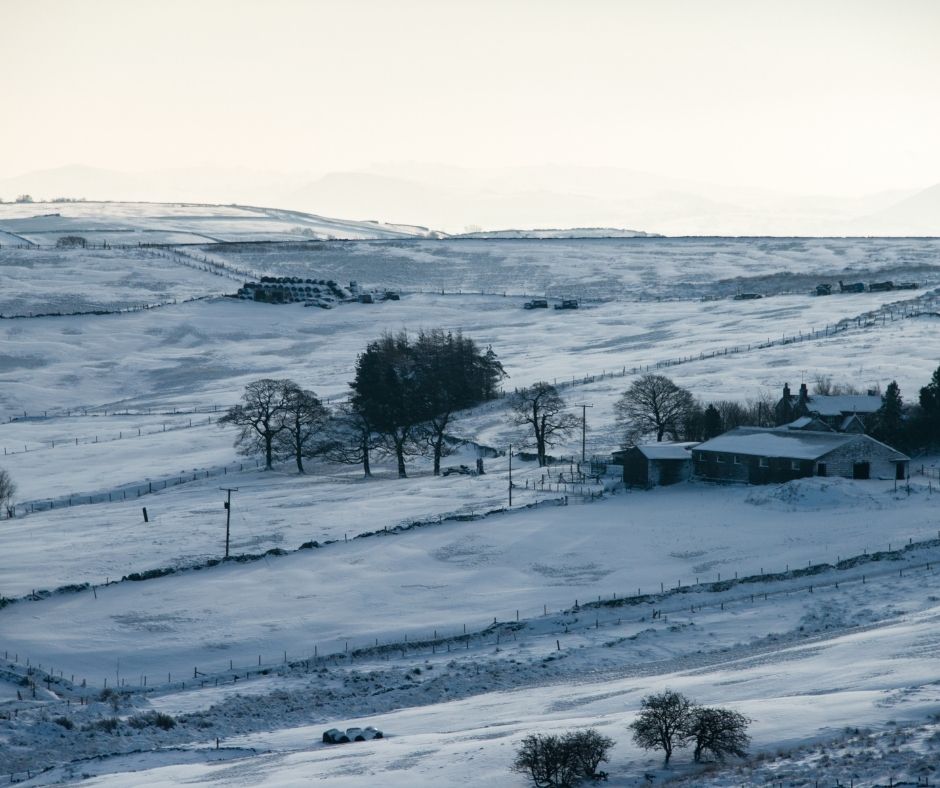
[
  {"left": 692, "top": 427, "right": 909, "bottom": 484},
  {"left": 612, "top": 442, "right": 697, "bottom": 488}
]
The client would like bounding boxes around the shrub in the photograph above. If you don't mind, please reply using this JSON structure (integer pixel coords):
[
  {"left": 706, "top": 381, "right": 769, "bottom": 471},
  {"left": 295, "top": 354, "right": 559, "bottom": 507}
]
[
  {"left": 96, "top": 717, "right": 119, "bottom": 733},
  {"left": 690, "top": 707, "right": 751, "bottom": 763},
  {"left": 511, "top": 728, "right": 613, "bottom": 787},
  {"left": 128, "top": 711, "right": 176, "bottom": 730},
  {"left": 564, "top": 729, "right": 614, "bottom": 781},
  {"left": 630, "top": 690, "right": 694, "bottom": 766},
  {"left": 53, "top": 716, "right": 74, "bottom": 730}
]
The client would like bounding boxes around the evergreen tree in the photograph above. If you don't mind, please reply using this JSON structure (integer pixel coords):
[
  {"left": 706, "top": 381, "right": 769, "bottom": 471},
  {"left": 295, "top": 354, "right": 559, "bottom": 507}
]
[
  {"left": 703, "top": 404, "right": 723, "bottom": 439},
  {"left": 873, "top": 380, "right": 904, "bottom": 447},
  {"left": 351, "top": 332, "right": 422, "bottom": 478},
  {"left": 919, "top": 364, "right": 940, "bottom": 447}
]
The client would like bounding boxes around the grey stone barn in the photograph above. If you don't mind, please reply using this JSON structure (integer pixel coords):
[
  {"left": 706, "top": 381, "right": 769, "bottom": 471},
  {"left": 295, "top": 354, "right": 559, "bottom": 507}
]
[
  {"left": 692, "top": 427, "right": 909, "bottom": 484},
  {"left": 612, "top": 442, "right": 697, "bottom": 488}
]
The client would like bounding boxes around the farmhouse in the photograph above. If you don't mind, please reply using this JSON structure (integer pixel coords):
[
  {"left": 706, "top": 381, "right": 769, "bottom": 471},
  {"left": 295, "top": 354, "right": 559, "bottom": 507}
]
[
  {"left": 775, "top": 382, "right": 882, "bottom": 431},
  {"left": 612, "top": 442, "right": 697, "bottom": 488},
  {"left": 692, "top": 427, "right": 909, "bottom": 484}
]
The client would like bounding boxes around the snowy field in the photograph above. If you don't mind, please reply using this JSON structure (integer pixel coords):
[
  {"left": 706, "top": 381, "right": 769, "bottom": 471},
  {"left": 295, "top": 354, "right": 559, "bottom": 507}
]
[
  {"left": 0, "top": 247, "right": 227, "bottom": 316},
  {"left": 1, "top": 230, "right": 940, "bottom": 785},
  {"left": 0, "top": 202, "right": 439, "bottom": 245},
  {"left": 1, "top": 289, "right": 937, "bottom": 420},
  {"left": 201, "top": 235, "right": 940, "bottom": 300}
]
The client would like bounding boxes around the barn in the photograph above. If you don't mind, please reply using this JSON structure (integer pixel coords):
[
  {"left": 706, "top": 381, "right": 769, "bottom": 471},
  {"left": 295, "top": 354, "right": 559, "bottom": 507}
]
[
  {"left": 612, "top": 442, "right": 697, "bottom": 488},
  {"left": 692, "top": 427, "right": 908, "bottom": 484}
]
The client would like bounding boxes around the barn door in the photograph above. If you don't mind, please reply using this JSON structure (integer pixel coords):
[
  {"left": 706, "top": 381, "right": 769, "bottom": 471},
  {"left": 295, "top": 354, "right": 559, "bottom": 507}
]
[{"left": 853, "top": 462, "right": 870, "bottom": 480}]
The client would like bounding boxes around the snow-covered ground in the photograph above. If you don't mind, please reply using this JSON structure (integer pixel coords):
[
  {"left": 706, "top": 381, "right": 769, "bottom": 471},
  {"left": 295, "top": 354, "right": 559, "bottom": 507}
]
[
  {"left": 1, "top": 233, "right": 939, "bottom": 785},
  {"left": 2, "top": 288, "right": 937, "bottom": 420},
  {"left": 0, "top": 202, "right": 441, "bottom": 245},
  {"left": 201, "top": 235, "right": 940, "bottom": 299}
]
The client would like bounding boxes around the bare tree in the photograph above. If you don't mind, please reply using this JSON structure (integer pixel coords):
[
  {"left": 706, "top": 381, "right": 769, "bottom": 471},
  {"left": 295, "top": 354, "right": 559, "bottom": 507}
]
[
  {"left": 629, "top": 689, "right": 694, "bottom": 766},
  {"left": 324, "top": 403, "right": 380, "bottom": 478},
  {"left": 812, "top": 373, "right": 833, "bottom": 395},
  {"left": 511, "top": 729, "right": 612, "bottom": 787},
  {"left": 219, "top": 379, "right": 289, "bottom": 469},
  {"left": 690, "top": 707, "right": 751, "bottom": 763},
  {"left": 509, "top": 382, "right": 579, "bottom": 466},
  {"left": 615, "top": 375, "right": 696, "bottom": 444},
  {"left": 276, "top": 383, "right": 330, "bottom": 474},
  {"left": 0, "top": 469, "right": 16, "bottom": 518}
]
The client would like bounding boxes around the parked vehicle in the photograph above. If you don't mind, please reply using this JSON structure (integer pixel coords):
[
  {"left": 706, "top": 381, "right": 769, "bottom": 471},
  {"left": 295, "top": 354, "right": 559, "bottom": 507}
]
[
  {"left": 815, "top": 283, "right": 832, "bottom": 296},
  {"left": 554, "top": 298, "right": 579, "bottom": 309},
  {"left": 868, "top": 281, "right": 894, "bottom": 292},
  {"left": 839, "top": 280, "right": 865, "bottom": 293},
  {"left": 384, "top": 291, "right": 401, "bottom": 300},
  {"left": 357, "top": 293, "right": 374, "bottom": 304},
  {"left": 733, "top": 293, "right": 763, "bottom": 300},
  {"left": 894, "top": 282, "right": 919, "bottom": 290},
  {"left": 524, "top": 298, "right": 549, "bottom": 309}
]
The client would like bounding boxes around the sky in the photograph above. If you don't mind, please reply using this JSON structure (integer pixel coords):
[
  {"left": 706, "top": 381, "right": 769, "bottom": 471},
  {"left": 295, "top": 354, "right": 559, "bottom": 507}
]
[{"left": 2, "top": 0, "right": 939, "bottom": 197}]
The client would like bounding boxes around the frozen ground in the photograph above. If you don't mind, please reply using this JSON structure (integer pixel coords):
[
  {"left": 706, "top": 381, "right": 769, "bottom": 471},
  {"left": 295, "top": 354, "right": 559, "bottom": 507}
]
[
  {"left": 200, "top": 235, "right": 940, "bottom": 299},
  {"left": 1, "top": 288, "right": 936, "bottom": 420},
  {"left": 0, "top": 247, "right": 226, "bottom": 316},
  {"left": 1, "top": 233, "right": 939, "bottom": 785},
  {"left": 0, "top": 202, "right": 440, "bottom": 245}
]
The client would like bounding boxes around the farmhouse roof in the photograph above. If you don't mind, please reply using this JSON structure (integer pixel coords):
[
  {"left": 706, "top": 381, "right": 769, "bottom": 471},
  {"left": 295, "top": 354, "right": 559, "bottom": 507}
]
[
  {"left": 790, "top": 394, "right": 882, "bottom": 416},
  {"left": 694, "top": 427, "right": 907, "bottom": 462}
]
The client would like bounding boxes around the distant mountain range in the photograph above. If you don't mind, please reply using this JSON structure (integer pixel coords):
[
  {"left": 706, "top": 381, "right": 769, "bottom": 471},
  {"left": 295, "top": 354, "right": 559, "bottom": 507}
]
[{"left": 1, "top": 164, "right": 937, "bottom": 236}]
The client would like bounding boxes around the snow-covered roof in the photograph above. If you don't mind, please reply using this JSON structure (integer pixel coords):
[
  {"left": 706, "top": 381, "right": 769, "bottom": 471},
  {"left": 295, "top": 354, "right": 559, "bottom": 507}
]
[
  {"left": 840, "top": 414, "right": 866, "bottom": 431},
  {"left": 695, "top": 427, "right": 858, "bottom": 460},
  {"left": 786, "top": 417, "right": 814, "bottom": 429},
  {"left": 637, "top": 442, "right": 698, "bottom": 460},
  {"left": 784, "top": 416, "right": 833, "bottom": 432},
  {"left": 806, "top": 394, "right": 882, "bottom": 417}
]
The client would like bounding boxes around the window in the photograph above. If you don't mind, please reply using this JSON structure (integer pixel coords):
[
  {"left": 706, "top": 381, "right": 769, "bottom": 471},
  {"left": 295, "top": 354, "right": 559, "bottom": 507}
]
[
  {"left": 733, "top": 455, "right": 742, "bottom": 465},
  {"left": 759, "top": 457, "right": 769, "bottom": 468},
  {"left": 791, "top": 460, "right": 801, "bottom": 470},
  {"left": 716, "top": 454, "right": 725, "bottom": 464}
]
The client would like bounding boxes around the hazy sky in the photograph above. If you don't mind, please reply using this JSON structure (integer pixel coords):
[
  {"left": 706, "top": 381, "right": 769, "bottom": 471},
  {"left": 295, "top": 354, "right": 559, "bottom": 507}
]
[{"left": 3, "top": 0, "right": 939, "bottom": 195}]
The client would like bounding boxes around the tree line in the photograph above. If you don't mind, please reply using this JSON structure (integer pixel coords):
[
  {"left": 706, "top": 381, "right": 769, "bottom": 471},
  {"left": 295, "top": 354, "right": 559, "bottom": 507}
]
[
  {"left": 220, "top": 330, "right": 506, "bottom": 478},
  {"left": 511, "top": 690, "right": 750, "bottom": 786},
  {"left": 613, "top": 363, "right": 940, "bottom": 452}
]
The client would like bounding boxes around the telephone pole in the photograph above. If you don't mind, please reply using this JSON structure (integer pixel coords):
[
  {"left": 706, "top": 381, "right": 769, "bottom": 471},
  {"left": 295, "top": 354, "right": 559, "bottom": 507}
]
[
  {"left": 574, "top": 403, "right": 593, "bottom": 463},
  {"left": 508, "top": 444, "right": 513, "bottom": 507},
  {"left": 220, "top": 487, "right": 238, "bottom": 558}
]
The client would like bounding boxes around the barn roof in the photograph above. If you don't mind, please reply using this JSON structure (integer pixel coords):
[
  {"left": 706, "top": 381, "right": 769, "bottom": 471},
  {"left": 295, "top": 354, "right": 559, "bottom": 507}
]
[
  {"left": 695, "top": 427, "right": 908, "bottom": 462},
  {"left": 695, "top": 428, "right": 842, "bottom": 460},
  {"left": 637, "top": 442, "right": 697, "bottom": 460}
]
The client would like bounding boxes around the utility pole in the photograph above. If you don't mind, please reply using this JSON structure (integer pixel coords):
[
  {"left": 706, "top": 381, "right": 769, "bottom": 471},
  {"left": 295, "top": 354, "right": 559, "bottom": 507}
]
[
  {"left": 508, "top": 443, "right": 512, "bottom": 507},
  {"left": 575, "top": 403, "right": 593, "bottom": 464},
  {"left": 220, "top": 487, "right": 238, "bottom": 558}
]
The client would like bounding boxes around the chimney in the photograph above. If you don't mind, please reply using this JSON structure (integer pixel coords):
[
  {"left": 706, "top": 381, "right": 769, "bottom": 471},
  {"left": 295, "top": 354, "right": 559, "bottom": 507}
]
[
  {"left": 783, "top": 382, "right": 791, "bottom": 401},
  {"left": 798, "top": 383, "right": 809, "bottom": 404}
]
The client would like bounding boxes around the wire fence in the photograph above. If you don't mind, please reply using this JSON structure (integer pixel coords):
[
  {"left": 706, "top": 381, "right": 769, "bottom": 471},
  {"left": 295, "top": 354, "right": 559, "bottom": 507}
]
[
  {"left": 3, "top": 528, "right": 938, "bottom": 701},
  {"left": 11, "top": 459, "right": 263, "bottom": 517}
]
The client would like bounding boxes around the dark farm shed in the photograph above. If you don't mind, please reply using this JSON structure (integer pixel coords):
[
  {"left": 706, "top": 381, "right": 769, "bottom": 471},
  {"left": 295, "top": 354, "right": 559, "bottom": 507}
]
[
  {"left": 692, "top": 427, "right": 909, "bottom": 484},
  {"left": 613, "top": 443, "right": 697, "bottom": 488}
]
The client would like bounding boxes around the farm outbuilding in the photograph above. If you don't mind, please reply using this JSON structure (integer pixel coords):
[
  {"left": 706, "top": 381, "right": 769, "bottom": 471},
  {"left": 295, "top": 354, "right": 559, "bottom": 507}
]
[
  {"left": 692, "top": 427, "right": 909, "bottom": 485},
  {"left": 612, "top": 442, "right": 697, "bottom": 488}
]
